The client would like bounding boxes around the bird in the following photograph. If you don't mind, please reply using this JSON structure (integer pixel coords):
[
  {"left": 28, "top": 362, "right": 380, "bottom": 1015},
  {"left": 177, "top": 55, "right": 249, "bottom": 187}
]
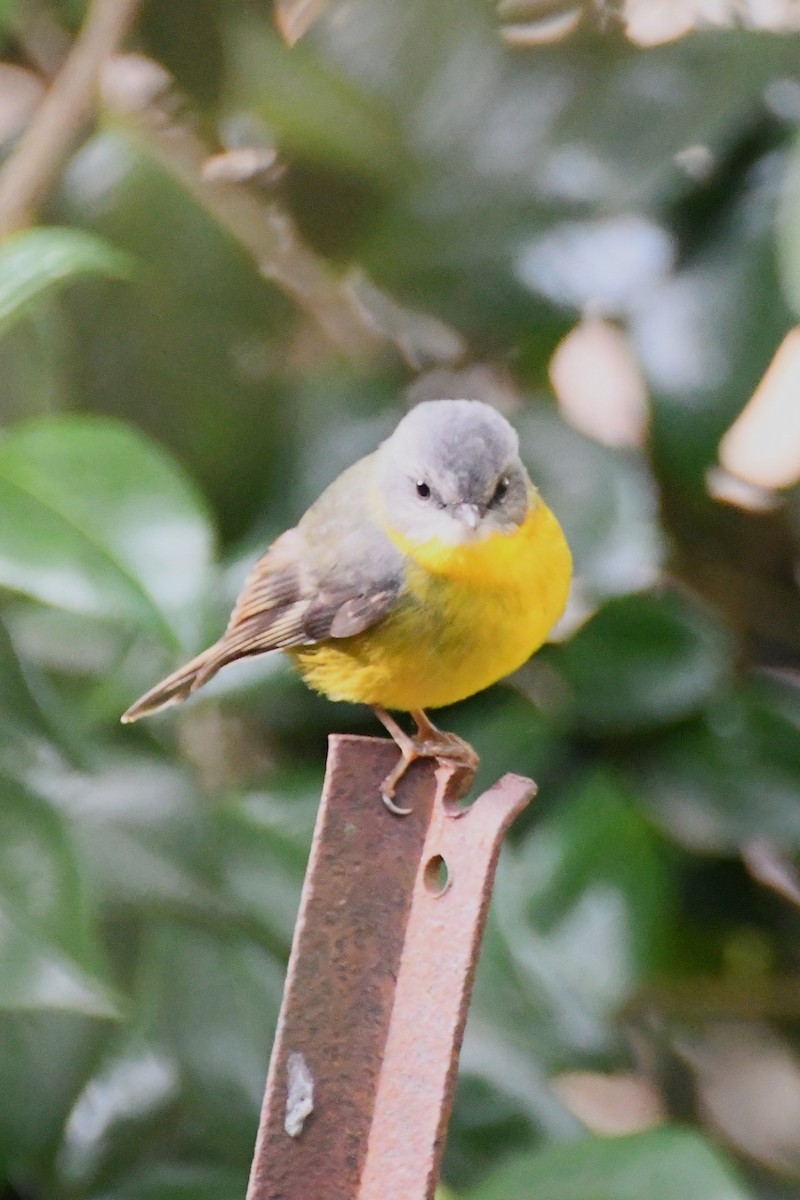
[{"left": 122, "top": 399, "right": 572, "bottom": 814}]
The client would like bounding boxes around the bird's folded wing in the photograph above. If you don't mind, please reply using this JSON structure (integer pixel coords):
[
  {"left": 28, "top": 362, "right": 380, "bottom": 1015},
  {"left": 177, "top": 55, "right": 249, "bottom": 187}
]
[
  {"left": 215, "top": 527, "right": 401, "bottom": 661},
  {"left": 121, "top": 502, "right": 404, "bottom": 722}
]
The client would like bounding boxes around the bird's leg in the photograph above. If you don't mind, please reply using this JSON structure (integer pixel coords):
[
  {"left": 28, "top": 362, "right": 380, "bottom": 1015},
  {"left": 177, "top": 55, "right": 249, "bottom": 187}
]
[
  {"left": 372, "top": 707, "right": 418, "bottom": 815},
  {"left": 372, "top": 706, "right": 479, "bottom": 816},
  {"left": 411, "top": 709, "right": 480, "bottom": 772}
]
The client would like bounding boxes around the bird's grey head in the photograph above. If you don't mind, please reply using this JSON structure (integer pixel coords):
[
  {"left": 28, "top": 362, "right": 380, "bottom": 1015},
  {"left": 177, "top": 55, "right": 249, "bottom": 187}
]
[{"left": 377, "top": 399, "right": 533, "bottom": 545}]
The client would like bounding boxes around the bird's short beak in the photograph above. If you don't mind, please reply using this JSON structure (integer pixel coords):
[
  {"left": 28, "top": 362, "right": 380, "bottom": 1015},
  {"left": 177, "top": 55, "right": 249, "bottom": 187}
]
[{"left": 456, "top": 503, "right": 481, "bottom": 531}]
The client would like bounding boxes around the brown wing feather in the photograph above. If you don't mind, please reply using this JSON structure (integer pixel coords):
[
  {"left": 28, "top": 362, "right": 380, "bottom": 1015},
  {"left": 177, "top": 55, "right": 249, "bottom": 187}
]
[
  {"left": 223, "top": 529, "right": 308, "bottom": 632},
  {"left": 121, "top": 523, "right": 401, "bottom": 723}
]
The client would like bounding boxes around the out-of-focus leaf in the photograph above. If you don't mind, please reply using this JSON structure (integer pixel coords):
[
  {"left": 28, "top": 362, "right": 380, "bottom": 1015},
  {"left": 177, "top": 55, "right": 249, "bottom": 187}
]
[
  {"left": 0, "top": 779, "right": 91, "bottom": 956},
  {"left": 3, "top": 605, "right": 163, "bottom": 739},
  {"left": 89, "top": 1164, "right": 247, "bottom": 1200},
  {"left": 463, "top": 1127, "right": 752, "bottom": 1200},
  {"left": 0, "top": 617, "right": 60, "bottom": 744},
  {"left": 139, "top": 0, "right": 225, "bottom": 106},
  {"left": 57, "top": 1043, "right": 181, "bottom": 1190},
  {"left": 0, "top": 228, "right": 131, "bottom": 340},
  {"left": 318, "top": 5, "right": 798, "bottom": 343},
  {"left": 445, "top": 687, "right": 562, "bottom": 800},
  {"left": 20, "top": 751, "right": 237, "bottom": 932},
  {"left": 516, "top": 214, "right": 675, "bottom": 315},
  {"left": 517, "top": 405, "right": 665, "bottom": 604},
  {"left": 0, "top": 612, "right": 93, "bottom": 770},
  {"left": 0, "top": 898, "right": 120, "bottom": 1018},
  {"left": 459, "top": 1010, "right": 580, "bottom": 1143},
  {"left": 0, "top": 416, "right": 214, "bottom": 648},
  {"left": 59, "top": 130, "right": 299, "bottom": 542},
  {"left": 230, "top": 21, "right": 410, "bottom": 182},
  {"left": 635, "top": 139, "right": 793, "bottom": 489},
  {"left": 538, "top": 35, "right": 794, "bottom": 207},
  {"left": 49, "top": 921, "right": 283, "bottom": 1190},
  {"left": 506, "top": 769, "right": 672, "bottom": 1002},
  {"left": 444, "top": 1070, "right": 550, "bottom": 1194},
  {"left": 131, "top": 924, "right": 284, "bottom": 1162},
  {"left": 463, "top": 770, "right": 674, "bottom": 1128},
  {"left": 515, "top": 770, "right": 673, "bottom": 970},
  {"left": 0, "top": 778, "right": 119, "bottom": 1018},
  {"left": 0, "top": 1012, "right": 109, "bottom": 1180},
  {"left": 550, "top": 591, "right": 734, "bottom": 735},
  {"left": 325, "top": 0, "right": 792, "bottom": 208},
  {"left": 214, "top": 783, "right": 316, "bottom": 949},
  {"left": 637, "top": 680, "right": 800, "bottom": 851}
]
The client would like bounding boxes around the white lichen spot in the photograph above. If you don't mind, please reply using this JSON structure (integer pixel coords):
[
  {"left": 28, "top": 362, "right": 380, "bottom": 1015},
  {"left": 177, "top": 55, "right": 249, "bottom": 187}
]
[{"left": 285, "top": 1051, "right": 314, "bottom": 1138}]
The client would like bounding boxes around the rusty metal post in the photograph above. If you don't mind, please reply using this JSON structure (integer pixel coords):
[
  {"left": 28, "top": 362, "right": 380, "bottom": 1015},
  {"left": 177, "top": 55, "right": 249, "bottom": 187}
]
[{"left": 246, "top": 734, "right": 534, "bottom": 1200}]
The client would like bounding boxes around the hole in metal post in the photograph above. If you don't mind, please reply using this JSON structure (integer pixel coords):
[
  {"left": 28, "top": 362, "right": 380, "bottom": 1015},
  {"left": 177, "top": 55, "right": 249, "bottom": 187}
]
[{"left": 423, "top": 854, "right": 450, "bottom": 896}]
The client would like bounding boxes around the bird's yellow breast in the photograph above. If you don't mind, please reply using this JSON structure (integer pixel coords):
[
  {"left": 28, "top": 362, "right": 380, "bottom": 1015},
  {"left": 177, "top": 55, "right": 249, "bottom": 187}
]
[{"left": 291, "top": 498, "right": 572, "bottom": 712}]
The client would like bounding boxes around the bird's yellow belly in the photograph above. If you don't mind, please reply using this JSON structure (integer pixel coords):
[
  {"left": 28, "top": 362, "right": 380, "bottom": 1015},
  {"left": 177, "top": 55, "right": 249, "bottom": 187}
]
[{"left": 290, "top": 500, "right": 571, "bottom": 712}]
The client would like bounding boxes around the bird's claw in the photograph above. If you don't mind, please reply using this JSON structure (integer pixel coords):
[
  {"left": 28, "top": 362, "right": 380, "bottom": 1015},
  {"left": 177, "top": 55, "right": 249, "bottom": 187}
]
[
  {"left": 379, "top": 730, "right": 479, "bottom": 817},
  {"left": 380, "top": 787, "right": 414, "bottom": 816}
]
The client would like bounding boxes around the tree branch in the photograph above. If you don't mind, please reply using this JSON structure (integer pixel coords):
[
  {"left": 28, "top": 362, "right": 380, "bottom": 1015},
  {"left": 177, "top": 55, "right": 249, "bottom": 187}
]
[
  {"left": 100, "top": 55, "right": 466, "bottom": 366},
  {"left": 0, "top": 0, "right": 142, "bottom": 238}
]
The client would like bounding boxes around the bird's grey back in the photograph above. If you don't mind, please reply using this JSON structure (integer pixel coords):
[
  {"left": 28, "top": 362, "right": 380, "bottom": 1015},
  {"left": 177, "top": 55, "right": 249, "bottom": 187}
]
[{"left": 299, "top": 452, "right": 404, "bottom": 593}]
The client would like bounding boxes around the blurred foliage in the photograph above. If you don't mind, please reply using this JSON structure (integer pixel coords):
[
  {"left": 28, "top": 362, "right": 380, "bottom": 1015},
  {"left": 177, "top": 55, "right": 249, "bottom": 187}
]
[{"left": 2, "top": 1, "right": 800, "bottom": 1198}]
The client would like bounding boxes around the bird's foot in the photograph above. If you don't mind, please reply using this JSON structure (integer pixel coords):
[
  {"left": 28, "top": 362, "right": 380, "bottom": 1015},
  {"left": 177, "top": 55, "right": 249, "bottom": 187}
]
[{"left": 372, "top": 708, "right": 479, "bottom": 816}]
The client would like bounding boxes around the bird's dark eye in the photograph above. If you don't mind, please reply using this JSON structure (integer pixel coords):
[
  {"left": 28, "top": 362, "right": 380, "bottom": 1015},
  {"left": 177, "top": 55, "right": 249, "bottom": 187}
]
[
  {"left": 491, "top": 475, "right": 510, "bottom": 504},
  {"left": 416, "top": 480, "right": 431, "bottom": 499}
]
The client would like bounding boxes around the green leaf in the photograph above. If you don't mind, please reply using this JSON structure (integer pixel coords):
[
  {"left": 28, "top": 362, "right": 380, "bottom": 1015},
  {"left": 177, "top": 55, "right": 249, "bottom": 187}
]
[
  {"left": 446, "top": 687, "right": 562, "bottom": 800},
  {"left": 0, "top": 416, "right": 214, "bottom": 648},
  {"left": 48, "top": 926, "right": 283, "bottom": 1190},
  {"left": 0, "top": 897, "right": 120, "bottom": 1018},
  {"left": 0, "top": 778, "right": 120, "bottom": 1018},
  {"left": 458, "top": 772, "right": 675, "bottom": 1156},
  {"left": 0, "top": 778, "right": 90, "bottom": 953},
  {"left": 22, "top": 750, "right": 237, "bottom": 931},
  {"left": 516, "top": 407, "right": 665, "bottom": 605},
  {"left": 0, "top": 616, "right": 58, "bottom": 743},
  {"left": 463, "top": 1128, "right": 752, "bottom": 1200},
  {"left": 88, "top": 1164, "right": 247, "bottom": 1200},
  {"left": 0, "top": 227, "right": 132, "bottom": 339},
  {"left": 214, "top": 782, "right": 317, "bottom": 950},
  {"left": 637, "top": 679, "right": 800, "bottom": 850},
  {"left": 0, "top": 1011, "right": 109, "bottom": 1179},
  {"left": 0, "top": 0, "right": 17, "bottom": 34},
  {"left": 233, "top": 21, "right": 409, "bottom": 181},
  {"left": 60, "top": 126, "right": 301, "bottom": 542},
  {"left": 0, "top": 613, "right": 93, "bottom": 772},
  {"left": 517, "top": 771, "right": 673, "bottom": 969},
  {"left": 470, "top": 770, "right": 674, "bottom": 1067},
  {"left": 57, "top": 1041, "right": 181, "bottom": 1190},
  {"left": 550, "top": 591, "right": 734, "bottom": 735},
  {"left": 129, "top": 924, "right": 284, "bottom": 1162}
]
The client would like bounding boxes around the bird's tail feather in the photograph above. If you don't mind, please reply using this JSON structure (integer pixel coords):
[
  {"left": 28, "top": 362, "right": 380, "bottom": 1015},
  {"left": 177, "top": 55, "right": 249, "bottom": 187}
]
[{"left": 121, "top": 643, "right": 228, "bottom": 724}]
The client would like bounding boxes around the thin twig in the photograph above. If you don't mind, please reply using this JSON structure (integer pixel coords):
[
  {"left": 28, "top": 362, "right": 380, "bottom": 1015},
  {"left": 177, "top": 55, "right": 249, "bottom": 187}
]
[
  {"left": 274, "top": 0, "right": 332, "bottom": 47},
  {"left": 100, "top": 55, "right": 466, "bottom": 365},
  {"left": 0, "top": 0, "right": 142, "bottom": 238},
  {"left": 743, "top": 841, "right": 800, "bottom": 909}
]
